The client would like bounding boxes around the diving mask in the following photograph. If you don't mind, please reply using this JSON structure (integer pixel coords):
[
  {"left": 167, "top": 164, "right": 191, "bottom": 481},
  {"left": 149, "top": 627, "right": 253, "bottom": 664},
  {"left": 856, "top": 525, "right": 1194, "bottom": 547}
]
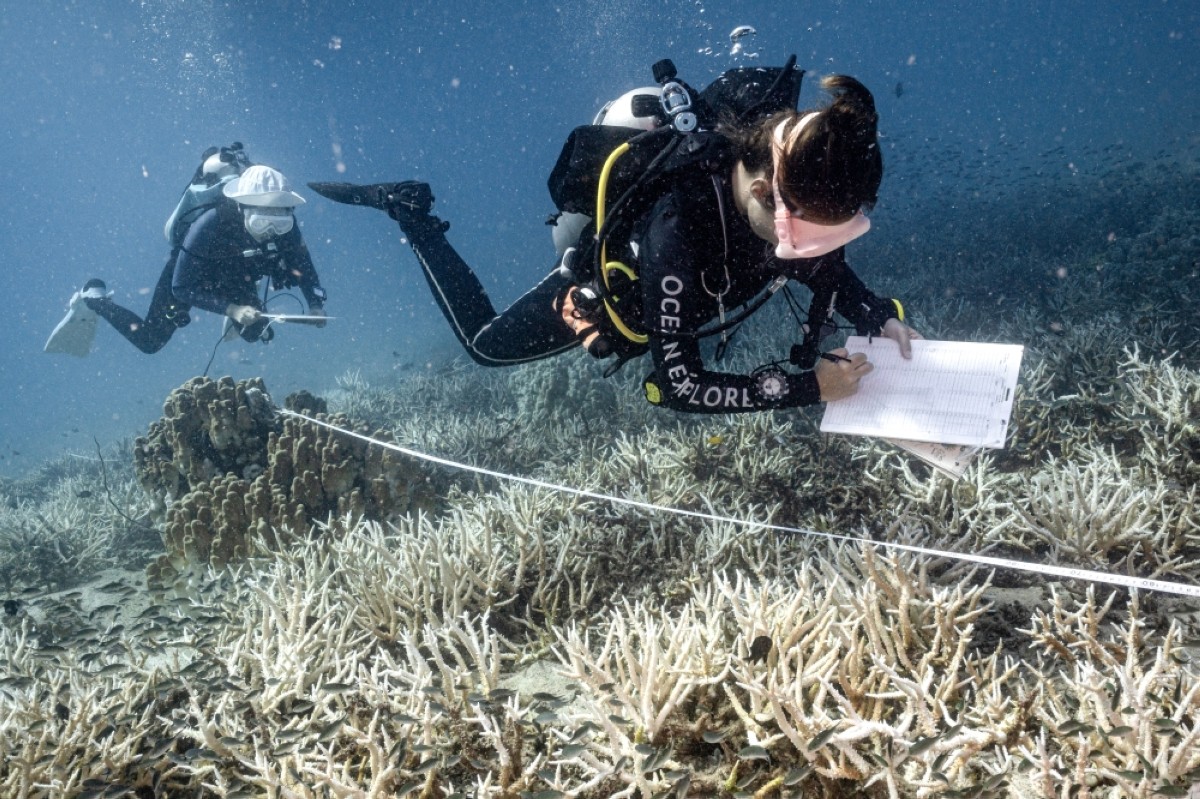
[
  {"left": 771, "top": 114, "right": 870, "bottom": 259},
  {"left": 244, "top": 206, "right": 294, "bottom": 239}
]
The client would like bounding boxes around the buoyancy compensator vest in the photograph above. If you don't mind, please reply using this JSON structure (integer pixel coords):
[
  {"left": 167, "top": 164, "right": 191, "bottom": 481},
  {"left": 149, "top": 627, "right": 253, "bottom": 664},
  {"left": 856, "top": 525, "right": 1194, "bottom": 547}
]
[
  {"left": 546, "top": 57, "right": 804, "bottom": 372},
  {"left": 164, "top": 142, "right": 253, "bottom": 248}
]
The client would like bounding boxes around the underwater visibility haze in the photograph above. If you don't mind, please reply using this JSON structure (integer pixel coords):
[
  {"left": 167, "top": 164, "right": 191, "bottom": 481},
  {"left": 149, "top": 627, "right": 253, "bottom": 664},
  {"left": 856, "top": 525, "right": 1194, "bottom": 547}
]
[
  {"left": 0, "top": 0, "right": 1194, "bottom": 468},
  {"left": 1, "top": 1, "right": 1200, "bottom": 797}
]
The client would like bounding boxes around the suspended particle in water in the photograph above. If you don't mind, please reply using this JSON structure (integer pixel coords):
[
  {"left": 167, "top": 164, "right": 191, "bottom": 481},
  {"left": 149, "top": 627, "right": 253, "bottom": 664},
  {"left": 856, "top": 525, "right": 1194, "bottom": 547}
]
[{"left": 730, "top": 25, "right": 758, "bottom": 58}]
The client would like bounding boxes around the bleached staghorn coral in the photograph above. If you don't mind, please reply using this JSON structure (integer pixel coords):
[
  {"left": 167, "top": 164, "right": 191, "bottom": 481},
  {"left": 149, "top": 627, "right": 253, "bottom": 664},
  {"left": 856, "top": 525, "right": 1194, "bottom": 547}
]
[
  {"left": 862, "top": 446, "right": 1016, "bottom": 550},
  {"left": 541, "top": 545, "right": 1036, "bottom": 799},
  {"left": 6, "top": 176, "right": 1200, "bottom": 799},
  {"left": 989, "top": 444, "right": 1200, "bottom": 580},
  {"left": 1020, "top": 587, "right": 1200, "bottom": 797},
  {"left": 721, "top": 547, "right": 1024, "bottom": 799},
  {"left": 0, "top": 455, "right": 154, "bottom": 591},
  {"left": 1118, "top": 348, "right": 1200, "bottom": 483},
  {"left": 552, "top": 593, "right": 731, "bottom": 798}
]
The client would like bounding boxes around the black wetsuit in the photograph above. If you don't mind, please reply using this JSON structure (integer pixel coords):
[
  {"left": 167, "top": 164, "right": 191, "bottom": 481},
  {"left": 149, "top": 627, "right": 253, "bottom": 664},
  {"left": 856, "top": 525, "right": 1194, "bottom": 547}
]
[
  {"left": 397, "top": 138, "right": 897, "bottom": 414},
  {"left": 89, "top": 201, "right": 325, "bottom": 353}
]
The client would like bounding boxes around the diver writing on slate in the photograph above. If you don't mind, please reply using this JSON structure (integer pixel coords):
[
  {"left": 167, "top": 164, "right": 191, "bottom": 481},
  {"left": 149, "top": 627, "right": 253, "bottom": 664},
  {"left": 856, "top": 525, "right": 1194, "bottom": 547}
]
[{"left": 311, "top": 58, "right": 918, "bottom": 413}]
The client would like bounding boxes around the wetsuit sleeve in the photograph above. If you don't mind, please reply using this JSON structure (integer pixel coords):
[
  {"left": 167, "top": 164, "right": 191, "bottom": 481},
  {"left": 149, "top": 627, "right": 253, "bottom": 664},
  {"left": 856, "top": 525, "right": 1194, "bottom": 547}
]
[
  {"left": 172, "top": 210, "right": 236, "bottom": 315},
  {"left": 283, "top": 233, "right": 326, "bottom": 308},
  {"left": 788, "top": 248, "right": 899, "bottom": 335},
  {"left": 639, "top": 196, "right": 821, "bottom": 414}
]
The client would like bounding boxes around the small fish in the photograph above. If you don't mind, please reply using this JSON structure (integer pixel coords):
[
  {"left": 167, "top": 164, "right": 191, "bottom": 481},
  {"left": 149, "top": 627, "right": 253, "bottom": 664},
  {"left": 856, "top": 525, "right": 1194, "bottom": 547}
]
[
  {"left": 908, "top": 734, "right": 940, "bottom": 756},
  {"left": 748, "top": 635, "right": 772, "bottom": 663},
  {"left": 76, "top": 490, "right": 94, "bottom": 498},
  {"left": 894, "top": 81, "right": 904, "bottom": 98},
  {"left": 807, "top": 726, "right": 838, "bottom": 750},
  {"left": 317, "top": 718, "right": 344, "bottom": 742},
  {"left": 640, "top": 746, "right": 672, "bottom": 773},
  {"left": 706, "top": 435, "right": 723, "bottom": 446},
  {"left": 737, "top": 744, "right": 770, "bottom": 761},
  {"left": 414, "top": 756, "right": 439, "bottom": 774}
]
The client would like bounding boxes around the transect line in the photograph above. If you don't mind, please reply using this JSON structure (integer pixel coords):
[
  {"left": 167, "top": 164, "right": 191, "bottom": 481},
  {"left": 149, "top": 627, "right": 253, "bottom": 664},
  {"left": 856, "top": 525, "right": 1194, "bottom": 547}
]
[{"left": 283, "top": 410, "right": 1200, "bottom": 599}]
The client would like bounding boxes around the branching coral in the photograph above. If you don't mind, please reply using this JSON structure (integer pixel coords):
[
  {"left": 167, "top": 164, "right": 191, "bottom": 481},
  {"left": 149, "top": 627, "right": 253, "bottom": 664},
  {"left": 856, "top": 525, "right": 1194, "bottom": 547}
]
[
  {"left": 4, "top": 182, "right": 1200, "bottom": 799},
  {"left": 1021, "top": 587, "right": 1200, "bottom": 796}
]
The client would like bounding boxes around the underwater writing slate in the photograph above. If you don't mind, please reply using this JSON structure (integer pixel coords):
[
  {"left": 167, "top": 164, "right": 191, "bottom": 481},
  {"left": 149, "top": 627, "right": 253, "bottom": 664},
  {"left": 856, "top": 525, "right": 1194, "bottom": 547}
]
[{"left": 819, "top": 337, "right": 1024, "bottom": 449}]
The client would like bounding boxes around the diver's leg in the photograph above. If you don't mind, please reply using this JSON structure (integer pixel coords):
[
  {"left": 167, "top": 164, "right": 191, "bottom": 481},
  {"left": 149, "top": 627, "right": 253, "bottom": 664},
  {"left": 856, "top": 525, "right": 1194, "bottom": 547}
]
[
  {"left": 308, "top": 180, "right": 577, "bottom": 366},
  {"left": 466, "top": 267, "right": 580, "bottom": 364},
  {"left": 406, "top": 224, "right": 581, "bottom": 365},
  {"left": 86, "top": 257, "right": 189, "bottom": 354},
  {"left": 402, "top": 220, "right": 502, "bottom": 358}
]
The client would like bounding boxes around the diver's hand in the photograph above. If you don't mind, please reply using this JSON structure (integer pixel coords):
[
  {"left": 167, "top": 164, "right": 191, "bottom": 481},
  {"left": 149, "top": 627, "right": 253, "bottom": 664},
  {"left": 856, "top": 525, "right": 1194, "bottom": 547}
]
[
  {"left": 307, "top": 305, "right": 327, "bottom": 328},
  {"left": 881, "top": 317, "right": 921, "bottom": 359},
  {"left": 226, "top": 304, "right": 262, "bottom": 327},
  {"left": 816, "top": 347, "right": 874, "bottom": 402}
]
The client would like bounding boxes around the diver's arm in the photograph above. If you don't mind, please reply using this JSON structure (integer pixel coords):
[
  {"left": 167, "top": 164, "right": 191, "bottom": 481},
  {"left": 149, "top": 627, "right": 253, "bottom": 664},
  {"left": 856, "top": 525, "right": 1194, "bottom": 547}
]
[
  {"left": 796, "top": 248, "right": 915, "bottom": 357},
  {"left": 784, "top": 249, "right": 896, "bottom": 334},
  {"left": 281, "top": 232, "right": 327, "bottom": 309},
  {"left": 639, "top": 207, "right": 822, "bottom": 413}
]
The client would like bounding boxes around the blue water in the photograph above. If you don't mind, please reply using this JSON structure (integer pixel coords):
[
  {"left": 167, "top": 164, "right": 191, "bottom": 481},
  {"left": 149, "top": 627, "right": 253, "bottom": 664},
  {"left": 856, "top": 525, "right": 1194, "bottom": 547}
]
[{"left": 0, "top": 1, "right": 1195, "bottom": 475}]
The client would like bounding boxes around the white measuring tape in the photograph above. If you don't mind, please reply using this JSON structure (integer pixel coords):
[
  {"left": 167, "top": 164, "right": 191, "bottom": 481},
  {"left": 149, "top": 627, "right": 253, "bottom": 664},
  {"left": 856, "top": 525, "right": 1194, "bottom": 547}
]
[{"left": 283, "top": 410, "right": 1200, "bottom": 599}]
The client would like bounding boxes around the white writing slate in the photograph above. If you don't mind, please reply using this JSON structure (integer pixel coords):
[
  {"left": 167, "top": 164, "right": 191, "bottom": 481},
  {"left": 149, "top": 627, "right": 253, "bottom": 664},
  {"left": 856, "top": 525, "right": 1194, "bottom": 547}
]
[{"left": 820, "top": 337, "right": 1024, "bottom": 449}]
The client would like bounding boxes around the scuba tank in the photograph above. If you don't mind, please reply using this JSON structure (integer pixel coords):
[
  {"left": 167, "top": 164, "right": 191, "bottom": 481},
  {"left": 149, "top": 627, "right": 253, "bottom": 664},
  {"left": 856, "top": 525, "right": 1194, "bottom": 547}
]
[
  {"left": 546, "top": 58, "right": 804, "bottom": 373},
  {"left": 164, "top": 142, "right": 252, "bottom": 247}
]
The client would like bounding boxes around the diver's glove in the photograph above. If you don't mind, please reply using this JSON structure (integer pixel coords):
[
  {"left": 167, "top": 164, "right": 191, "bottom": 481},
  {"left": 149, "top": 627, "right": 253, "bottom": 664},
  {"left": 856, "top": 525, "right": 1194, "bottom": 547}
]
[{"left": 307, "top": 181, "right": 449, "bottom": 237}]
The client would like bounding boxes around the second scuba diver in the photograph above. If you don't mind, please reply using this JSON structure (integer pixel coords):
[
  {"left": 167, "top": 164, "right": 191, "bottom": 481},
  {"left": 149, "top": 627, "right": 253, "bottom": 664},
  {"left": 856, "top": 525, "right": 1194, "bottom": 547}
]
[
  {"left": 57, "top": 146, "right": 328, "bottom": 356},
  {"left": 311, "top": 60, "right": 918, "bottom": 414}
]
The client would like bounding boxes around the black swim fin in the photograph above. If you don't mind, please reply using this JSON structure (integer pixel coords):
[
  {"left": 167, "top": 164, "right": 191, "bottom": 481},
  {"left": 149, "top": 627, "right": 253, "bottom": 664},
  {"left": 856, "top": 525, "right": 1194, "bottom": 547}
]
[{"left": 307, "top": 181, "right": 433, "bottom": 215}]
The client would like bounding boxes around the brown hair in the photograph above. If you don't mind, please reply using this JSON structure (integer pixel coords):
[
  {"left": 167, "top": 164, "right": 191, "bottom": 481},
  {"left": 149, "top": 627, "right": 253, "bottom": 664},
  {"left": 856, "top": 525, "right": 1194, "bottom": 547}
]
[{"left": 723, "top": 75, "right": 883, "bottom": 221}]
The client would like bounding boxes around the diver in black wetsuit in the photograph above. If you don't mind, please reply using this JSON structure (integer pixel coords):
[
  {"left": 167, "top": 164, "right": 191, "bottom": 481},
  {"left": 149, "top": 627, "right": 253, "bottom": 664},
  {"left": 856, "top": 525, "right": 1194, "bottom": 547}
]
[
  {"left": 313, "top": 72, "right": 918, "bottom": 414},
  {"left": 78, "top": 163, "right": 327, "bottom": 353}
]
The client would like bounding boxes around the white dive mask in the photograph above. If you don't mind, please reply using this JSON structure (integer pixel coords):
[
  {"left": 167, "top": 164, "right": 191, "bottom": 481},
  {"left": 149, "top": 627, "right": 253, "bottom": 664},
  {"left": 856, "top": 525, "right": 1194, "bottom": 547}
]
[{"left": 243, "top": 206, "right": 294, "bottom": 239}]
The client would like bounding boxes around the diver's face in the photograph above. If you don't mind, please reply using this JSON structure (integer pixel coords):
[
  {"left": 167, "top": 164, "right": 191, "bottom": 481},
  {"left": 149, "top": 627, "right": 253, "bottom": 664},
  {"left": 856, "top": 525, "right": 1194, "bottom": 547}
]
[{"left": 243, "top": 206, "right": 294, "bottom": 240}]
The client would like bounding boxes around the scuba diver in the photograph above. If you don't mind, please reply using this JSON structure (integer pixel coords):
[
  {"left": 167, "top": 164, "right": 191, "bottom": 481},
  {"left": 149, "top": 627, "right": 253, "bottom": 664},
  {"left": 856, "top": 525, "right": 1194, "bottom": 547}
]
[
  {"left": 311, "top": 58, "right": 918, "bottom": 413},
  {"left": 46, "top": 146, "right": 328, "bottom": 357}
]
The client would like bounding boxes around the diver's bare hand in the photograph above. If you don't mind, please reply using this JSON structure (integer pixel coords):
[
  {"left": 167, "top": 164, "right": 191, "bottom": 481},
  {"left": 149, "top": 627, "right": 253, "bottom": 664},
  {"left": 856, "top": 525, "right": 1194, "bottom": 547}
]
[
  {"left": 816, "top": 347, "right": 873, "bottom": 402},
  {"left": 225, "top": 304, "right": 262, "bottom": 326},
  {"left": 881, "top": 317, "right": 921, "bottom": 359}
]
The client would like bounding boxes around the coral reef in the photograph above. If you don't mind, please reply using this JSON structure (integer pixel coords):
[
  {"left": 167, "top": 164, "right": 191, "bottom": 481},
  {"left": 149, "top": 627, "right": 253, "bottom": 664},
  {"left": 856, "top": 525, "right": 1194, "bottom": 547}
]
[
  {"left": 133, "top": 376, "right": 446, "bottom": 589},
  {"left": 0, "top": 443, "right": 156, "bottom": 594},
  {"left": 2, "top": 155, "right": 1199, "bottom": 798}
]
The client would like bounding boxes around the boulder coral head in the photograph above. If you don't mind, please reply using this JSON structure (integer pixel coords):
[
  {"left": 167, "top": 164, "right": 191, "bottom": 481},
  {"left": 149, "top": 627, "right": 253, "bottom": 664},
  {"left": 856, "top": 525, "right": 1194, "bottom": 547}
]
[{"left": 134, "top": 376, "right": 442, "bottom": 589}]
